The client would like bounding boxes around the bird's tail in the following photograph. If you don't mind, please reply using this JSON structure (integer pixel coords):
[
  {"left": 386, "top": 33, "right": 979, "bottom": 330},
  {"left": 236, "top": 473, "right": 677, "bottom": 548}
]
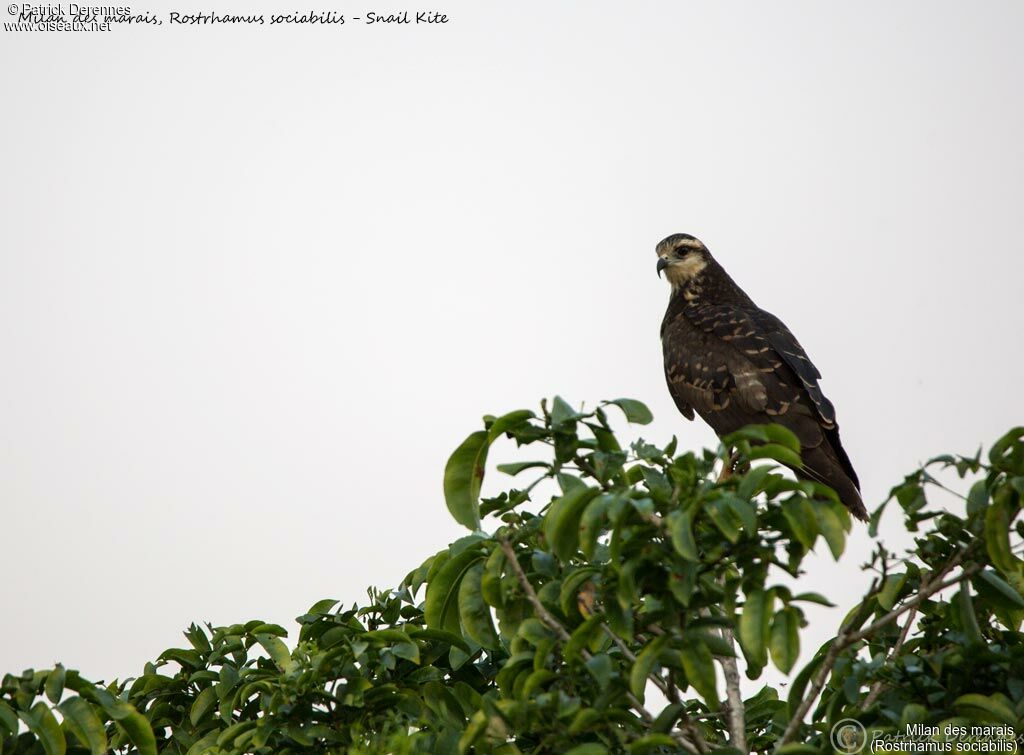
[{"left": 798, "top": 444, "right": 868, "bottom": 522}]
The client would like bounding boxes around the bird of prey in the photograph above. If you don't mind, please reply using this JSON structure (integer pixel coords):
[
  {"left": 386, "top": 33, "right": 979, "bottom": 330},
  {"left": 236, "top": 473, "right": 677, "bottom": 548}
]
[{"left": 656, "top": 233, "right": 866, "bottom": 521}]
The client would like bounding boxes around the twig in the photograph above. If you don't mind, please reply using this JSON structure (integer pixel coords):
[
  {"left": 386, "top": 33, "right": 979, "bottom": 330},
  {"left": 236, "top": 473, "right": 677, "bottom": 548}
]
[
  {"left": 600, "top": 625, "right": 710, "bottom": 754},
  {"left": 497, "top": 539, "right": 702, "bottom": 754},
  {"left": 696, "top": 606, "right": 747, "bottom": 753},
  {"left": 666, "top": 669, "right": 682, "bottom": 705},
  {"left": 777, "top": 639, "right": 843, "bottom": 748},
  {"left": 572, "top": 455, "right": 612, "bottom": 492},
  {"left": 777, "top": 552, "right": 981, "bottom": 747},
  {"left": 847, "top": 562, "right": 980, "bottom": 646},
  {"left": 498, "top": 539, "right": 572, "bottom": 644},
  {"left": 719, "top": 627, "right": 748, "bottom": 753},
  {"left": 862, "top": 606, "right": 916, "bottom": 708}
]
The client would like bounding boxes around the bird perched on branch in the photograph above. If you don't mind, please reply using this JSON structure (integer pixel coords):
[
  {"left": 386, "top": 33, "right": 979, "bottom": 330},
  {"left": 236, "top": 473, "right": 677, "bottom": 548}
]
[{"left": 656, "top": 233, "right": 866, "bottom": 521}]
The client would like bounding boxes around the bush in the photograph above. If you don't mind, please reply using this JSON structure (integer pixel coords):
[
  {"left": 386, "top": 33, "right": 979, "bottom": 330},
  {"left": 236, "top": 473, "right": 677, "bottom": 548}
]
[{"left": 2, "top": 398, "right": 1022, "bottom": 754}]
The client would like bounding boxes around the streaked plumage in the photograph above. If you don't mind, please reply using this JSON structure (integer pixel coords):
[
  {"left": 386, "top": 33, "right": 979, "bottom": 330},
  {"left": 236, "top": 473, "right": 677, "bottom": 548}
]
[{"left": 656, "top": 233, "right": 866, "bottom": 521}]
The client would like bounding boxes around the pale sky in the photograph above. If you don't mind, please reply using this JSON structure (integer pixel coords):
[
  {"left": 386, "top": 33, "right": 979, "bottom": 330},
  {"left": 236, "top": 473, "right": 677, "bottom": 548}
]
[{"left": 1, "top": 1, "right": 1022, "bottom": 686}]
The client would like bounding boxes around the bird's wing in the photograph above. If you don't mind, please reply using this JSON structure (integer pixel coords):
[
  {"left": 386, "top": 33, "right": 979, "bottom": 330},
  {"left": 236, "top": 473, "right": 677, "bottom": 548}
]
[
  {"left": 663, "top": 302, "right": 864, "bottom": 518},
  {"left": 661, "top": 308, "right": 758, "bottom": 418},
  {"left": 684, "top": 304, "right": 837, "bottom": 427}
]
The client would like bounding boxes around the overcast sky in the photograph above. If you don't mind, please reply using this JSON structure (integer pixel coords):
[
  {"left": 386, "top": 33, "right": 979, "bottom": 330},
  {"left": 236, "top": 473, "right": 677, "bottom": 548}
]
[{"left": 2, "top": 1, "right": 1022, "bottom": 686}]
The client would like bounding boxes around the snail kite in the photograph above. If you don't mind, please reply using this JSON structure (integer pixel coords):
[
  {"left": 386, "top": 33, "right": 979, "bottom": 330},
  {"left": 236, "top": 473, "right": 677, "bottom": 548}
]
[{"left": 656, "top": 233, "right": 866, "bottom": 521}]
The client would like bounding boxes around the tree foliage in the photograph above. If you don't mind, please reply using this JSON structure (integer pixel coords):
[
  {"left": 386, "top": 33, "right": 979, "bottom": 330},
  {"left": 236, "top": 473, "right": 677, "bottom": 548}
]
[{"left": 2, "top": 399, "right": 1022, "bottom": 754}]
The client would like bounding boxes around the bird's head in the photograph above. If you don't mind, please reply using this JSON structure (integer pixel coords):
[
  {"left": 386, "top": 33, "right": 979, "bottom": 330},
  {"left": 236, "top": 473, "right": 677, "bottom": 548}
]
[{"left": 656, "top": 233, "right": 709, "bottom": 289}]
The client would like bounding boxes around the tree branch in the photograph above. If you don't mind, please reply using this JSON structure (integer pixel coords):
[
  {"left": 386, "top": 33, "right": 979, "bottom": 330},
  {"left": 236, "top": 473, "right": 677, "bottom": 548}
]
[
  {"left": 498, "top": 539, "right": 703, "bottom": 754},
  {"left": 719, "top": 627, "right": 748, "bottom": 753},
  {"left": 695, "top": 605, "right": 747, "bottom": 753},
  {"left": 600, "top": 625, "right": 710, "bottom": 754},
  {"left": 862, "top": 605, "right": 916, "bottom": 709},
  {"left": 778, "top": 550, "right": 981, "bottom": 747}
]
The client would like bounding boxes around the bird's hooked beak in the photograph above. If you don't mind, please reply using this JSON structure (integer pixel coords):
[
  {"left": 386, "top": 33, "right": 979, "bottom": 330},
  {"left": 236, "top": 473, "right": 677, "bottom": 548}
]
[{"left": 656, "top": 257, "right": 670, "bottom": 278}]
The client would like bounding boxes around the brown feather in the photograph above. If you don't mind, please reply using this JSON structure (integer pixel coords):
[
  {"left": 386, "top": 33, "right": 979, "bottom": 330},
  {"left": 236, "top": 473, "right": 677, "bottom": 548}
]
[{"left": 658, "top": 235, "right": 865, "bottom": 521}]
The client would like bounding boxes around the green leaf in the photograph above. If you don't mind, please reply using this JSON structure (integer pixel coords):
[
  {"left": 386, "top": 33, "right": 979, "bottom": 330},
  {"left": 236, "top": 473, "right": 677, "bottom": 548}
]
[
  {"left": 706, "top": 499, "right": 741, "bottom": 543},
  {"left": 628, "top": 734, "right": 679, "bottom": 754},
  {"left": 458, "top": 562, "right": 500, "bottom": 649},
  {"left": 629, "top": 636, "right": 668, "bottom": 701},
  {"left": 564, "top": 615, "right": 603, "bottom": 663},
  {"left": 747, "top": 443, "right": 803, "bottom": 468},
  {"left": 988, "top": 427, "right": 1024, "bottom": 473},
  {"left": 787, "top": 642, "right": 830, "bottom": 715},
  {"left": 967, "top": 479, "right": 990, "bottom": 515},
  {"left": 0, "top": 700, "right": 18, "bottom": 737},
  {"left": 248, "top": 623, "right": 287, "bottom": 637},
  {"left": 557, "top": 472, "right": 586, "bottom": 493},
  {"left": 565, "top": 744, "right": 610, "bottom": 755},
  {"left": 559, "top": 566, "right": 600, "bottom": 617},
  {"left": 791, "top": 592, "right": 835, "bottom": 607},
  {"left": 568, "top": 708, "right": 603, "bottom": 735},
  {"left": 480, "top": 547, "right": 506, "bottom": 608},
  {"left": 407, "top": 627, "right": 470, "bottom": 652},
  {"left": 975, "top": 569, "right": 1024, "bottom": 609},
  {"left": 306, "top": 598, "right": 339, "bottom": 614},
  {"left": 667, "top": 508, "right": 699, "bottom": 561},
  {"left": 724, "top": 424, "right": 800, "bottom": 453},
  {"left": 761, "top": 423, "right": 801, "bottom": 453},
  {"left": 585, "top": 653, "right": 612, "bottom": 689},
  {"left": 604, "top": 398, "right": 653, "bottom": 425},
  {"left": 487, "top": 409, "right": 535, "bottom": 441},
  {"left": 520, "top": 668, "right": 556, "bottom": 698},
  {"left": 497, "top": 461, "right": 548, "bottom": 476},
  {"left": 953, "top": 693, "right": 1018, "bottom": 726},
  {"left": 518, "top": 618, "right": 553, "bottom": 646},
  {"left": 652, "top": 702, "right": 685, "bottom": 733},
  {"left": 158, "top": 648, "right": 203, "bottom": 669},
  {"left": 579, "top": 494, "right": 612, "bottom": 560},
  {"left": 814, "top": 504, "right": 847, "bottom": 559},
  {"left": 18, "top": 702, "right": 65, "bottom": 755},
  {"left": 738, "top": 463, "right": 776, "bottom": 500},
  {"left": 724, "top": 495, "right": 758, "bottom": 535},
  {"left": 256, "top": 635, "right": 294, "bottom": 672},
  {"left": 550, "top": 396, "right": 583, "bottom": 429},
  {"left": 739, "top": 588, "right": 773, "bottom": 669},
  {"left": 458, "top": 710, "right": 488, "bottom": 754},
  {"left": 544, "top": 486, "right": 601, "bottom": 561},
  {"left": 185, "top": 732, "right": 220, "bottom": 755},
  {"left": 592, "top": 425, "right": 622, "bottom": 452},
  {"left": 680, "top": 635, "right": 718, "bottom": 706},
  {"left": 985, "top": 493, "right": 1020, "bottom": 576},
  {"left": 769, "top": 607, "right": 801, "bottom": 674},
  {"left": 189, "top": 686, "right": 218, "bottom": 726},
  {"left": 956, "top": 587, "right": 985, "bottom": 646},
  {"left": 216, "top": 720, "right": 257, "bottom": 747},
  {"left": 443, "top": 430, "right": 489, "bottom": 530},
  {"left": 640, "top": 467, "right": 672, "bottom": 501},
  {"left": 877, "top": 573, "right": 907, "bottom": 611},
  {"left": 392, "top": 639, "right": 421, "bottom": 664},
  {"left": 425, "top": 549, "right": 485, "bottom": 634},
  {"left": 364, "top": 628, "right": 413, "bottom": 644},
  {"left": 898, "top": 703, "right": 929, "bottom": 728},
  {"left": 44, "top": 665, "right": 64, "bottom": 704},
  {"left": 690, "top": 630, "right": 736, "bottom": 658},
  {"left": 57, "top": 697, "right": 107, "bottom": 755},
  {"left": 782, "top": 497, "right": 819, "bottom": 550}
]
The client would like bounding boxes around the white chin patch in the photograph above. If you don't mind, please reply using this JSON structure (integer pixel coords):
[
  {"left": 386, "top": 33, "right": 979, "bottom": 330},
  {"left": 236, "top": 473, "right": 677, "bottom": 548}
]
[{"left": 667, "top": 255, "right": 707, "bottom": 286}]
